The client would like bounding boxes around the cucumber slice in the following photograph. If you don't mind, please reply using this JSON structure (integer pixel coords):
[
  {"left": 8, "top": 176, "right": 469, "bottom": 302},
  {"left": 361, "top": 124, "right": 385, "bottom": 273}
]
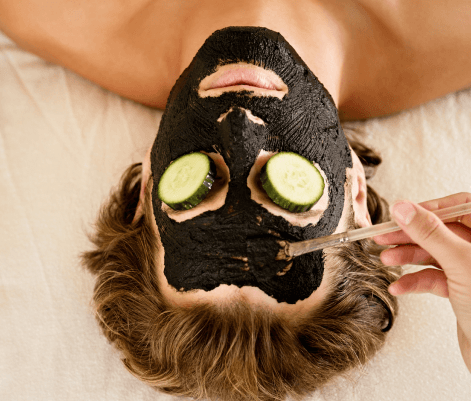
[
  {"left": 158, "top": 152, "right": 216, "bottom": 210},
  {"left": 260, "top": 152, "right": 324, "bottom": 213}
]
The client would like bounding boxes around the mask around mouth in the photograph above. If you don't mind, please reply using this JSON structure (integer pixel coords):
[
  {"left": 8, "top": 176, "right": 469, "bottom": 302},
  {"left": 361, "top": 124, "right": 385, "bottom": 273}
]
[{"left": 150, "top": 27, "right": 352, "bottom": 304}]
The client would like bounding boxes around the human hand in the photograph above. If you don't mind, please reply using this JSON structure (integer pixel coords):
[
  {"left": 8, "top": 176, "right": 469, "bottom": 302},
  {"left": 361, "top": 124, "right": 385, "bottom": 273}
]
[{"left": 373, "top": 193, "right": 471, "bottom": 373}]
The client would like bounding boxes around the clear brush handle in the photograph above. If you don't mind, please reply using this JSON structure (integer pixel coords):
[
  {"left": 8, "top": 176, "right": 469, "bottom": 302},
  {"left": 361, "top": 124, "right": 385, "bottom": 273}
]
[{"left": 287, "top": 202, "right": 471, "bottom": 258}]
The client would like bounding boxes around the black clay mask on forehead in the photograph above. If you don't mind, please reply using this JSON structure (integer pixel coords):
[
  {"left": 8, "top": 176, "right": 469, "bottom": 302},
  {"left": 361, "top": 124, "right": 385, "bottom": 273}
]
[{"left": 150, "top": 26, "right": 352, "bottom": 304}]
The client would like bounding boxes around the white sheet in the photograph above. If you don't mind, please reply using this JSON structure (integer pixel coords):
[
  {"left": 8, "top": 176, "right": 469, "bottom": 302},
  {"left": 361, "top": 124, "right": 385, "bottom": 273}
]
[{"left": 1, "top": 29, "right": 470, "bottom": 400}]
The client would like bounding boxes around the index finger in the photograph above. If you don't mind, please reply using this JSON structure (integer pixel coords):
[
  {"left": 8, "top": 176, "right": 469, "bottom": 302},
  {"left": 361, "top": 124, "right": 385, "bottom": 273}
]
[{"left": 373, "top": 192, "right": 471, "bottom": 245}]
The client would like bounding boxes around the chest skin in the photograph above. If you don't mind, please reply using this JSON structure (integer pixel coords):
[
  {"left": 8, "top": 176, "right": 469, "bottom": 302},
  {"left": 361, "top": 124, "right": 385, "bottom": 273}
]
[{"left": 1, "top": 0, "right": 471, "bottom": 119}]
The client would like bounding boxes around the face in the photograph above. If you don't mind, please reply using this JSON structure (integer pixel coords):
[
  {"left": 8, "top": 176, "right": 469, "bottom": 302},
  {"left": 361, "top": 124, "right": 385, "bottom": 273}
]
[{"left": 146, "top": 27, "right": 362, "bottom": 307}]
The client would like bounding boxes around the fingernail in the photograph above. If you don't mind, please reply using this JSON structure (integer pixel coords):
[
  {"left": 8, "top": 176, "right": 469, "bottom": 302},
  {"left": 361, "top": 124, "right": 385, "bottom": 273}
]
[{"left": 392, "top": 201, "right": 417, "bottom": 225}]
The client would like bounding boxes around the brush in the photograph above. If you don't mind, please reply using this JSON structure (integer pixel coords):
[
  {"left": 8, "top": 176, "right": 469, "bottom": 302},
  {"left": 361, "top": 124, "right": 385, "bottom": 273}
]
[{"left": 277, "top": 202, "right": 471, "bottom": 260}]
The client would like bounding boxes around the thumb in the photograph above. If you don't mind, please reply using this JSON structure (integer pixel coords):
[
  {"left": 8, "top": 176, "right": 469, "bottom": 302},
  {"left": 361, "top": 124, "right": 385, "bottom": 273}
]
[{"left": 390, "top": 200, "right": 469, "bottom": 272}]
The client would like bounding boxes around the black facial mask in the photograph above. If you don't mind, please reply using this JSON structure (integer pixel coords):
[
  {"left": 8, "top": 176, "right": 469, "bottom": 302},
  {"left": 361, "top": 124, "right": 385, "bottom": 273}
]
[{"left": 150, "top": 27, "right": 352, "bottom": 304}]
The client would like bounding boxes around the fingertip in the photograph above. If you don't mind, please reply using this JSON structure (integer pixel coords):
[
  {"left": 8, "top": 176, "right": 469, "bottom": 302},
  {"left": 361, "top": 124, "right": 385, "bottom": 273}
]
[
  {"left": 391, "top": 200, "right": 418, "bottom": 226},
  {"left": 380, "top": 253, "right": 390, "bottom": 267},
  {"left": 388, "top": 283, "right": 403, "bottom": 296},
  {"left": 390, "top": 269, "right": 449, "bottom": 298},
  {"left": 380, "top": 249, "right": 395, "bottom": 266}
]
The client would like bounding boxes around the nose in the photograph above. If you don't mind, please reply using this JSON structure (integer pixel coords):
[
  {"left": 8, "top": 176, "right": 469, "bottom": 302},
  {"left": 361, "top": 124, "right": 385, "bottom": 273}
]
[{"left": 217, "top": 107, "right": 267, "bottom": 180}]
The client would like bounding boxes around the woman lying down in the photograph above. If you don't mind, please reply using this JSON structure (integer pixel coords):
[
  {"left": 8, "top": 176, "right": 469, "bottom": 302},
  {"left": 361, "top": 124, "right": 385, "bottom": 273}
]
[{"left": 3, "top": 1, "right": 471, "bottom": 400}]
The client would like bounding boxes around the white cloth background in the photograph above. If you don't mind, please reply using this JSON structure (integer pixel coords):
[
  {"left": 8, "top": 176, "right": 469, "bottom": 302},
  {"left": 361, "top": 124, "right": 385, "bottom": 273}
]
[{"left": 1, "top": 29, "right": 470, "bottom": 400}]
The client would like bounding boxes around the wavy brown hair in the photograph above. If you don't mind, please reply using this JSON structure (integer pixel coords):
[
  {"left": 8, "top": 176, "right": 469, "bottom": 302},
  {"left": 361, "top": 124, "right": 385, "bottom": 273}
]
[{"left": 82, "top": 131, "right": 401, "bottom": 401}]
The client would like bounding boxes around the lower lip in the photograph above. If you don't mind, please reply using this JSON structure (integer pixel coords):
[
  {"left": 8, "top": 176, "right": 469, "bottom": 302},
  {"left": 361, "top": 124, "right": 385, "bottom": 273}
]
[{"left": 209, "top": 68, "right": 279, "bottom": 90}]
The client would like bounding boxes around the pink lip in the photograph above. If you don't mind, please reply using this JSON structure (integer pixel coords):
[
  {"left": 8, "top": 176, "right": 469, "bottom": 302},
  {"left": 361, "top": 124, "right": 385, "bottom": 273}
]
[{"left": 209, "top": 68, "right": 278, "bottom": 90}]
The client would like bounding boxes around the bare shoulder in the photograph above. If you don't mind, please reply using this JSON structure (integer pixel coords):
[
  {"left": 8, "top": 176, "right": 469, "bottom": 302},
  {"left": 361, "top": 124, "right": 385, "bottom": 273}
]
[
  {"left": 0, "top": 0, "right": 139, "bottom": 45},
  {"left": 0, "top": 0, "right": 176, "bottom": 108},
  {"left": 340, "top": 0, "right": 471, "bottom": 120},
  {"left": 0, "top": 0, "right": 149, "bottom": 68},
  {"left": 369, "top": 0, "right": 471, "bottom": 47}
]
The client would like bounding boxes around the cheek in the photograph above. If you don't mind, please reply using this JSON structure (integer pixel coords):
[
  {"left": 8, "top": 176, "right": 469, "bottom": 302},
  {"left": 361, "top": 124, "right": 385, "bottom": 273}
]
[{"left": 247, "top": 150, "right": 330, "bottom": 227}]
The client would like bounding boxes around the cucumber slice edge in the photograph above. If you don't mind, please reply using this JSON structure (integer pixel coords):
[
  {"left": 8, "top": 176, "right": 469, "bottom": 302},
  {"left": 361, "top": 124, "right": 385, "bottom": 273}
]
[
  {"left": 158, "top": 152, "right": 216, "bottom": 210},
  {"left": 261, "top": 152, "right": 325, "bottom": 213}
]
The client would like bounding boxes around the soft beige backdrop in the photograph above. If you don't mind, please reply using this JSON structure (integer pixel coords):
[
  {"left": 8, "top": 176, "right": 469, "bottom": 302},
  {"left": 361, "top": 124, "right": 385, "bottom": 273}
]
[{"left": 1, "top": 29, "right": 470, "bottom": 400}]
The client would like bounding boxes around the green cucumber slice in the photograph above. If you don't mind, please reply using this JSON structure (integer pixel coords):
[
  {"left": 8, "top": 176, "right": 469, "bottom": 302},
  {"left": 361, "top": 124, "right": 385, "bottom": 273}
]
[
  {"left": 158, "top": 152, "right": 216, "bottom": 210},
  {"left": 260, "top": 152, "right": 324, "bottom": 213}
]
